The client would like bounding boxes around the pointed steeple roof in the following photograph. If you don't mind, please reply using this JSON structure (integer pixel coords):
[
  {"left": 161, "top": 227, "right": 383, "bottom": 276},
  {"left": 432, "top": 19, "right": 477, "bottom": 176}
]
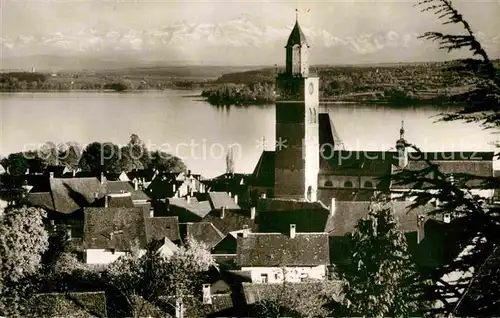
[{"left": 286, "top": 19, "right": 309, "bottom": 47}]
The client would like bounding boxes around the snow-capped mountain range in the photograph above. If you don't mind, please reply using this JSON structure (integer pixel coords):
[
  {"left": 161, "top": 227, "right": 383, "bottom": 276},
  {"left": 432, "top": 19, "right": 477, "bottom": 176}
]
[{"left": 2, "top": 18, "right": 499, "bottom": 70}]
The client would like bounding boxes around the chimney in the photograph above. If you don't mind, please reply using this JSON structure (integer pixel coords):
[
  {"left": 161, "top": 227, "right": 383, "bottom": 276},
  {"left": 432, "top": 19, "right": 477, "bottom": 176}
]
[
  {"left": 228, "top": 191, "right": 232, "bottom": 197},
  {"left": 72, "top": 170, "right": 76, "bottom": 177},
  {"left": 220, "top": 206, "right": 226, "bottom": 219},
  {"left": 186, "top": 195, "right": 191, "bottom": 204},
  {"left": 173, "top": 183, "right": 177, "bottom": 193},
  {"left": 49, "top": 171, "right": 54, "bottom": 179},
  {"left": 330, "top": 198, "right": 336, "bottom": 216},
  {"left": 417, "top": 215, "right": 425, "bottom": 244},
  {"left": 94, "top": 192, "right": 99, "bottom": 199},
  {"left": 26, "top": 168, "right": 30, "bottom": 175},
  {"left": 290, "top": 224, "right": 296, "bottom": 239},
  {"left": 188, "top": 170, "right": 192, "bottom": 177},
  {"left": 261, "top": 193, "right": 266, "bottom": 199},
  {"left": 234, "top": 194, "right": 238, "bottom": 205},
  {"left": 67, "top": 227, "right": 72, "bottom": 241},
  {"left": 250, "top": 206, "right": 256, "bottom": 220},
  {"left": 105, "top": 195, "right": 109, "bottom": 208},
  {"left": 110, "top": 232, "right": 114, "bottom": 241},
  {"left": 202, "top": 284, "right": 212, "bottom": 304},
  {"left": 134, "top": 179, "right": 138, "bottom": 191},
  {"left": 190, "top": 188, "right": 194, "bottom": 197},
  {"left": 100, "top": 172, "right": 105, "bottom": 185},
  {"left": 150, "top": 209, "right": 154, "bottom": 218}
]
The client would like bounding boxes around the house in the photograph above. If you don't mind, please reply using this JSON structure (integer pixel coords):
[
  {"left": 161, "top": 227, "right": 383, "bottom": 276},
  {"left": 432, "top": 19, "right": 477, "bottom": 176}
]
[
  {"left": 26, "top": 291, "right": 108, "bottom": 317},
  {"left": 236, "top": 226, "right": 330, "bottom": 284},
  {"left": 44, "top": 165, "right": 66, "bottom": 178},
  {"left": 255, "top": 198, "right": 334, "bottom": 234},
  {"left": 147, "top": 170, "right": 206, "bottom": 200},
  {"left": 179, "top": 222, "right": 225, "bottom": 249},
  {"left": 126, "top": 169, "right": 159, "bottom": 189},
  {"left": 83, "top": 207, "right": 147, "bottom": 265},
  {"left": 168, "top": 197, "right": 212, "bottom": 222},
  {"left": 0, "top": 163, "right": 6, "bottom": 175},
  {"left": 26, "top": 177, "right": 106, "bottom": 237},
  {"left": 144, "top": 216, "right": 181, "bottom": 258},
  {"left": 201, "top": 206, "right": 255, "bottom": 236},
  {"left": 205, "top": 173, "right": 252, "bottom": 203},
  {"left": 106, "top": 180, "right": 150, "bottom": 206}
]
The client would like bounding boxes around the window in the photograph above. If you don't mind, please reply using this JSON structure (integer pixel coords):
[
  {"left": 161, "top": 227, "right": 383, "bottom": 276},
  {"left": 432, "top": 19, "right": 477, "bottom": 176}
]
[
  {"left": 324, "top": 180, "right": 333, "bottom": 187},
  {"left": 261, "top": 273, "right": 268, "bottom": 283},
  {"left": 313, "top": 109, "right": 317, "bottom": 123},
  {"left": 364, "top": 181, "right": 373, "bottom": 188},
  {"left": 306, "top": 186, "right": 312, "bottom": 201},
  {"left": 344, "top": 181, "right": 353, "bottom": 188}
]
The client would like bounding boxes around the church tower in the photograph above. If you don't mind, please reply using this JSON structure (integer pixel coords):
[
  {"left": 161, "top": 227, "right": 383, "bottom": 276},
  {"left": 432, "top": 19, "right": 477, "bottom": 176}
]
[{"left": 274, "top": 14, "right": 320, "bottom": 201}]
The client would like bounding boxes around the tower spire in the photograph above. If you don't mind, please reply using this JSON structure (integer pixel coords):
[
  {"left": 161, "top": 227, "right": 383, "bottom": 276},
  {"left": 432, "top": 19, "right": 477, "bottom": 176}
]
[
  {"left": 295, "top": 8, "right": 299, "bottom": 23},
  {"left": 400, "top": 120, "right": 405, "bottom": 139}
]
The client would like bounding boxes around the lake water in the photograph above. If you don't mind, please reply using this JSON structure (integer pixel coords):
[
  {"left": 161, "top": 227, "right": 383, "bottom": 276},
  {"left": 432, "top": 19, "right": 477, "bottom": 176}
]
[{"left": 1, "top": 90, "right": 498, "bottom": 178}]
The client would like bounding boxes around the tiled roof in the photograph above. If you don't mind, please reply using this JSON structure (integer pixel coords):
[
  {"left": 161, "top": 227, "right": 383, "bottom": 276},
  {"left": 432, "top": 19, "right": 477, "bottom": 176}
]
[
  {"left": 107, "top": 195, "right": 134, "bottom": 208},
  {"left": 180, "top": 222, "right": 225, "bottom": 249},
  {"left": 256, "top": 199, "right": 333, "bottom": 234},
  {"left": 158, "top": 237, "right": 180, "bottom": 257},
  {"left": 242, "top": 281, "right": 343, "bottom": 305},
  {"left": 106, "top": 181, "right": 150, "bottom": 201},
  {"left": 208, "top": 192, "right": 241, "bottom": 210},
  {"left": 202, "top": 209, "right": 255, "bottom": 236},
  {"left": 83, "top": 207, "right": 147, "bottom": 251},
  {"left": 50, "top": 178, "right": 106, "bottom": 214},
  {"left": 330, "top": 200, "right": 437, "bottom": 236},
  {"left": 144, "top": 216, "right": 181, "bottom": 243},
  {"left": 236, "top": 232, "right": 330, "bottom": 266},
  {"left": 320, "top": 151, "right": 393, "bottom": 177},
  {"left": 26, "top": 192, "right": 55, "bottom": 210},
  {"left": 251, "top": 151, "right": 275, "bottom": 187},
  {"left": 27, "top": 291, "right": 108, "bottom": 317},
  {"left": 169, "top": 197, "right": 212, "bottom": 219}
]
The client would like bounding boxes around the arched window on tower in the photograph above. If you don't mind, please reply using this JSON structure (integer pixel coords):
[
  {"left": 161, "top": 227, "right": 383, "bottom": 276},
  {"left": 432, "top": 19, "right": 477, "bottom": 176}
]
[
  {"left": 306, "top": 186, "right": 312, "bottom": 201},
  {"left": 313, "top": 109, "right": 317, "bottom": 123},
  {"left": 344, "top": 180, "right": 353, "bottom": 188},
  {"left": 364, "top": 181, "right": 373, "bottom": 188},
  {"left": 309, "top": 108, "right": 313, "bottom": 123},
  {"left": 324, "top": 180, "right": 333, "bottom": 187}
]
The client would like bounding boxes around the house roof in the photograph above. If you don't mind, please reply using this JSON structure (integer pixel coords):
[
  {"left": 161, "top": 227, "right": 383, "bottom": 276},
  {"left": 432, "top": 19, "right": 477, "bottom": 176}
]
[
  {"left": 158, "top": 236, "right": 180, "bottom": 257},
  {"left": 144, "top": 216, "right": 181, "bottom": 243},
  {"left": 27, "top": 291, "right": 108, "bottom": 317},
  {"left": 236, "top": 232, "right": 330, "bottom": 267},
  {"left": 26, "top": 191, "right": 55, "bottom": 210},
  {"left": 329, "top": 200, "right": 437, "bottom": 236},
  {"left": 208, "top": 192, "right": 241, "bottom": 210},
  {"left": 320, "top": 150, "right": 393, "bottom": 177},
  {"left": 83, "top": 207, "right": 147, "bottom": 251},
  {"left": 251, "top": 151, "right": 275, "bottom": 187},
  {"left": 242, "top": 281, "right": 343, "bottom": 306},
  {"left": 50, "top": 177, "right": 106, "bottom": 214},
  {"left": 180, "top": 222, "right": 225, "bottom": 249},
  {"left": 107, "top": 195, "right": 134, "bottom": 208},
  {"left": 286, "top": 20, "right": 309, "bottom": 47},
  {"left": 106, "top": 181, "right": 150, "bottom": 201},
  {"left": 256, "top": 198, "right": 334, "bottom": 234},
  {"left": 0, "top": 164, "right": 6, "bottom": 174},
  {"left": 169, "top": 197, "right": 212, "bottom": 219},
  {"left": 202, "top": 209, "right": 255, "bottom": 236}
]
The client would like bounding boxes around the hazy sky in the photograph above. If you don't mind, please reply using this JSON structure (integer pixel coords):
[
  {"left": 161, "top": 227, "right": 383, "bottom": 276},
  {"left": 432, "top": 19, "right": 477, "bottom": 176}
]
[{"left": 1, "top": 0, "right": 499, "bottom": 65}]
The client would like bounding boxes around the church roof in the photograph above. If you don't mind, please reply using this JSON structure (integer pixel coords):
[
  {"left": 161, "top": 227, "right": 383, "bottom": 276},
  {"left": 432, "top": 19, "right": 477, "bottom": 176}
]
[
  {"left": 286, "top": 20, "right": 309, "bottom": 47},
  {"left": 251, "top": 151, "right": 275, "bottom": 187}
]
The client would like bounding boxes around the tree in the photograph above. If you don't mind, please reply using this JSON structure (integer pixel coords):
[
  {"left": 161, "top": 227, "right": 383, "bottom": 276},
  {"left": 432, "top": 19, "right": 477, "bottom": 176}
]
[
  {"left": 79, "top": 142, "right": 122, "bottom": 173},
  {"left": 58, "top": 141, "right": 82, "bottom": 171},
  {"left": 3, "top": 152, "right": 29, "bottom": 175},
  {"left": 384, "top": 1, "right": 500, "bottom": 316},
  {"left": 0, "top": 206, "right": 49, "bottom": 315},
  {"left": 38, "top": 141, "right": 60, "bottom": 167},
  {"left": 121, "top": 134, "right": 151, "bottom": 172},
  {"left": 150, "top": 150, "right": 187, "bottom": 173},
  {"left": 337, "top": 195, "right": 425, "bottom": 317}
]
